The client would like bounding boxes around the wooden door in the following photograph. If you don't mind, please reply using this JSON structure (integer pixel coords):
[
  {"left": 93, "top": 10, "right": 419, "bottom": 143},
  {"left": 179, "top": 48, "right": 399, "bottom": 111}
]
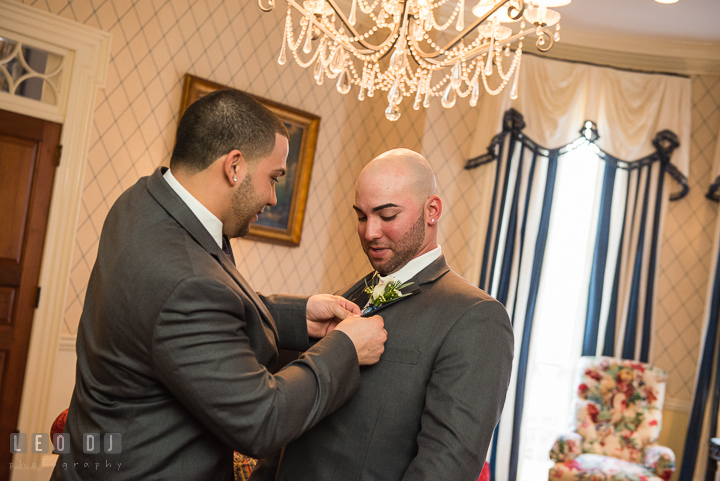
[{"left": 0, "top": 109, "right": 61, "bottom": 478}]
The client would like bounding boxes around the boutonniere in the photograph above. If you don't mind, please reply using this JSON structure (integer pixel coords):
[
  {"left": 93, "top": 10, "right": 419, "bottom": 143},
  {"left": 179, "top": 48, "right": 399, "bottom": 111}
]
[{"left": 362, "top": 277, "right": 413, "bottom": 314}]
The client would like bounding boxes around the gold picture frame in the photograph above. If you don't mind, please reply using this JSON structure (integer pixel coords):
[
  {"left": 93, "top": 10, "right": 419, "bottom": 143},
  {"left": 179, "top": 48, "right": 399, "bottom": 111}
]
[{"left": 179, "top": 74, "right": 320, "bottom": 247}]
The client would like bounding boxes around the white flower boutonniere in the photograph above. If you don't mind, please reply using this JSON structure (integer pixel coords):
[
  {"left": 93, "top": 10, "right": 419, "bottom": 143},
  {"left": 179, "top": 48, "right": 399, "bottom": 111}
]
[{"left": 362, "top": 277, "right": 413, "bottom": 314}]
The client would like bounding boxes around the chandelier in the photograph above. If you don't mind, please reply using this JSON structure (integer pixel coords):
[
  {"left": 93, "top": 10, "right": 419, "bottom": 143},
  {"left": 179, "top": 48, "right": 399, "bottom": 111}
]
[{"left": 258, "top": 0, "right": 570, "bottom": 120}]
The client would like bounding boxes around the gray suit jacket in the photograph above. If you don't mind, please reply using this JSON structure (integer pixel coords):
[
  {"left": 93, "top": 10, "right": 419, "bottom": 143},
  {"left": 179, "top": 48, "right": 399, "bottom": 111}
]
[
  {"left": 256, "top": 255, "right": 513, "bottom": 481},
  {"left": 51, "top": 168, "right": 360, "bottom": 480}
]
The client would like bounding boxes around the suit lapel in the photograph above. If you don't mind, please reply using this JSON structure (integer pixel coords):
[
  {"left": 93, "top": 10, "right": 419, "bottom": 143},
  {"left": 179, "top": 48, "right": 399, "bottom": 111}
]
[
  {"left": 343, "top": 273, "right": 374, "bottom": 310},
  {"left": 146, "top": 168, "right": 278, "bottom": 339},
  {"left": 349, "top": 255, "right": 451, "bottom": 317}
]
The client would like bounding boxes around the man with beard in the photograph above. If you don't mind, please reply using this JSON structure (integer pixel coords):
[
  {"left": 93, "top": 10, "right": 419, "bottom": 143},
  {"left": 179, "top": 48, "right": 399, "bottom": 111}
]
[
  {"left": 253, "top": 149, "right": 514, "bottom": 481},
  {"left": 52, "top": 89, "right": 387, "bottom": 480}
]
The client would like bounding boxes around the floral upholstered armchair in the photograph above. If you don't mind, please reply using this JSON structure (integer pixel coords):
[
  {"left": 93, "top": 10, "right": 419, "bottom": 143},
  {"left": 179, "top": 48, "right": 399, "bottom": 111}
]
[{"left": 548, "top": 356, "right": 675, "bottom": 481}]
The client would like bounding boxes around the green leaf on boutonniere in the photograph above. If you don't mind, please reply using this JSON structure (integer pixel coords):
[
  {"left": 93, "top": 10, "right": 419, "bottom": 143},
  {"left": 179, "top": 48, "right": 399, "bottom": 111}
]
[{"left": 363, "top": 277, "right": 414, "bottom": 308}]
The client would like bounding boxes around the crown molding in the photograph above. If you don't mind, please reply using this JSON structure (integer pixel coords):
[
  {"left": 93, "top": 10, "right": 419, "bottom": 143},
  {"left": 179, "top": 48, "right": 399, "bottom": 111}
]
[{"left": 524, "top": 28, "right": 720, "bottom": 76}]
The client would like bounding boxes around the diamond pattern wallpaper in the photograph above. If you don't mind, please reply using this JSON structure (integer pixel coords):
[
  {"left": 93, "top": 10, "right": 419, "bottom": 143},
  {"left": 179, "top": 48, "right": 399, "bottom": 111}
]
[{"left": 12, "top": 0, "right": 719, "bottom": 418}]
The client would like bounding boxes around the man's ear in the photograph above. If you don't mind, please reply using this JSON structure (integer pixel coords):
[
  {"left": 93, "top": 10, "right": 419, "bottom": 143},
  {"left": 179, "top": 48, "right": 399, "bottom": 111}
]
[
  {"left": 426, "top": 195, "right": 442, "bottom": 225},
  {"left": 223, "top": 149, "right": 248, "bottom": 186}
]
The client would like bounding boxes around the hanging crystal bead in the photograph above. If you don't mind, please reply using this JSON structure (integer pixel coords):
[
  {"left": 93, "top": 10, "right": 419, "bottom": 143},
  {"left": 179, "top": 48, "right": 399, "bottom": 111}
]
[
  {"left": 441, "top": 83, "right": 456, "bottom": 108},
  {"left": 329, "top": 46, "right": 345, "bottom": 74},
  {"left": 451, "top": 61, "right": 462, "bottom": 89},
  {"left": 303, "top": 14, "right": 313, "bottom": 53},
  {"left": 510, "top": 55, "right": 521, "bottom": 100},
  {"left": 389, "top": 44, "right": 406, "bottom": 72},
  {"left": 388, "top": 75, "right": 400, "bottom": 104},
  {"left": 349, "top": 0, "right": 357, "bottom": 26},
  {"left": 455, "top": 0, "right": 464, "bottom": 31},
  {"left": 413, "top": 76, "right": 423, "bottom": 110},
  {"left": 358, "top": 86, "right": 366, "bottom": 101},
  {"left": 484, "top": 20, "right": 496, "bottom": 76},
  {"left": 278, "top": 27, "right": 288, "bottom": 65},
  {"left": 336, "top": 68, "right": 351, "bottom": 94},
  {"left": 314, "top": 56, "right": 324, "bottom": 85},
  {"left": 385, "top": 103, "right": 401, "bottom": 121},
  {"left": 470, "top": 79, "right": 479, "bottom": 107}
]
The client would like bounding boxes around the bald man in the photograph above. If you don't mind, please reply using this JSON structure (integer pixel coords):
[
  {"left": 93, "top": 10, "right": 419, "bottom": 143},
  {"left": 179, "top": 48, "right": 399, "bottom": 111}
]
[{"left": 251, "top": 149, "right": 514, "bottom": 481}]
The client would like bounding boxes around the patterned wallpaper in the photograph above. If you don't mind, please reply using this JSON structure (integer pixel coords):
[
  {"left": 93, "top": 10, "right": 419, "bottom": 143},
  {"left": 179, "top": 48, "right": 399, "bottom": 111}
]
[{"left": 13, "top": 0, "right": 719, "bottom": 411}]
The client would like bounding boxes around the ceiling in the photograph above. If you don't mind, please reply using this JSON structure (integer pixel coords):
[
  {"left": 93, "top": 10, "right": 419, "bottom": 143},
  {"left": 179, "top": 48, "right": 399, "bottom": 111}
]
[
  {"left": 517, "top": 0, "right": 720, "bottom": 74},
  {"left": 557, "top": 0, "right": 720, "bottom": 43}
]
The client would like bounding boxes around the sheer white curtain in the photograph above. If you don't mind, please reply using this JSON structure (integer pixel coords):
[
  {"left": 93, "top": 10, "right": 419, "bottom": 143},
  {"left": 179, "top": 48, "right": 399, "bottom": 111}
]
[
  {"left": 517, "top": 144, "right": 603, "bottom": 480},
  {"left": 466, "top": 54, "right": 692, "bottom": 481}
]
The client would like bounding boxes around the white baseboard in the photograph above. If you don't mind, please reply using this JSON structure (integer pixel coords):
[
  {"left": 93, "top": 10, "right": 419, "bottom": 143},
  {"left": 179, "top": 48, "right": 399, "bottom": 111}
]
[{"left": 664, "top": 396, "right": 691, "bottom": 413}]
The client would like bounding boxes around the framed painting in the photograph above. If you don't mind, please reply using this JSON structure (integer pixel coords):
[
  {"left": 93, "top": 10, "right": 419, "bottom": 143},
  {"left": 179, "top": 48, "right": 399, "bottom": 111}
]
[{"left": 179, "top": 74, "right": 320, "bottom": 247}]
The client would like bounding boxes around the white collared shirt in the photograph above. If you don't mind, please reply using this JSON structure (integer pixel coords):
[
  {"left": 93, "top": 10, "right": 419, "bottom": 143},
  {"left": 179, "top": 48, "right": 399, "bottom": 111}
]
[
  {"left": 163, "top": 168, "right": 224, "bottom": 248},
  {"left": 362, "top": 246, "right": 442, "bottom": 313},
  {"left": 377, "top": 245, "right": 442, "bottom": 285}
]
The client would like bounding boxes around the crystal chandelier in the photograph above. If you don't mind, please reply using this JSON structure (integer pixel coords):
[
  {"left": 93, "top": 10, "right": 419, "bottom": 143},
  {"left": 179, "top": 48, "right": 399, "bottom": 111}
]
[{"left": 258, "top": 0, "right": 570, "bottom": 120}]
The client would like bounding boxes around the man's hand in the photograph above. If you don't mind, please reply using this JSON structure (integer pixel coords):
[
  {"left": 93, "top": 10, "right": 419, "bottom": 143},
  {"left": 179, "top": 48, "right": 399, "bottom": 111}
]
[
  {"left": 306, "top": 294, "right": 362, "bottom": 338},
  {"left": 334, "top": 314, "right": 386, "bottom": 365}
]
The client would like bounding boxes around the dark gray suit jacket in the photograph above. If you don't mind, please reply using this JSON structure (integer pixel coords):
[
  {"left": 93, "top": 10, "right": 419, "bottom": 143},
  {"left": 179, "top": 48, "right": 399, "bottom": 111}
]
[
  {"left": 255, "top": 255, "right": 513, "bottom": 481},
  {"left": 51, "top": 168, "right": 360, "bottom": 480}
]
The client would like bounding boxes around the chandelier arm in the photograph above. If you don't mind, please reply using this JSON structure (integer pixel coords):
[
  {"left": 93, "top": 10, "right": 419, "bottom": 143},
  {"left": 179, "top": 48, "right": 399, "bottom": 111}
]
[
  {"left": 443, "top": 27, "right": 532, "bottom": 66},
  {"left": 432, "top": 0, "right": 515, "bottom": 53},
  {"left": 534, "top": 28, "right": 554, "bottom": 52},
  {"left": 285, "top": 0, "right": 389, "bottom": 54},
  {"left": 407, "top": 30, "right": 482, "bottom": 64},
  {"left": 407, "top": 0, "right": 526, "bottom": 63},
  {"left": 258, "top": 0, "right": 275, "bottom": 13},
  {"left": 322, "top": 0, "right": 402, "bottom": 53},
  {"left": 506, "top": 0, "right": 526, "bottom": 21}
]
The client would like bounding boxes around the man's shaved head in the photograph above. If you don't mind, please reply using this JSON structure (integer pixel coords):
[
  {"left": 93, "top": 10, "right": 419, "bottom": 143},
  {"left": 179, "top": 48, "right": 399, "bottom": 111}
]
[
  {"left": 357, "top": 148, "right": 438, "bottom": 203},
  {"left": 354, "top": 149, "right": 442, "bottom": 275}
]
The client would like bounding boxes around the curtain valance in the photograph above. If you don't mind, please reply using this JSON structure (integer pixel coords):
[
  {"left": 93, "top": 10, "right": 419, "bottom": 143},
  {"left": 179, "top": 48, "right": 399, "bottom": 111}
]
[{"left": 468, "top": 54, "right": 691, "bottom": 195}]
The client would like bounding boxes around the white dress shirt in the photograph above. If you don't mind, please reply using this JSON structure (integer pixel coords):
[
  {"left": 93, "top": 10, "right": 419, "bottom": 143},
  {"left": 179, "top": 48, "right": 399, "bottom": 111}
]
[
  {"left": 377, "top": 245, "right": 442, "bottom": 285},
  {"left": 362, "top": 246, "right": 442, "bottom": 313},
  {"left": 163, "top": 168, "right": 224, "bottom": 248}
]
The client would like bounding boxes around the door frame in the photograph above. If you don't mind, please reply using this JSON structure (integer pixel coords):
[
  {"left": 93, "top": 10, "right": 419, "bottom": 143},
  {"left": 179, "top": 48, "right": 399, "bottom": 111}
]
[{"left": 0, "top": 0, "right": 111, "bottom": 475}]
